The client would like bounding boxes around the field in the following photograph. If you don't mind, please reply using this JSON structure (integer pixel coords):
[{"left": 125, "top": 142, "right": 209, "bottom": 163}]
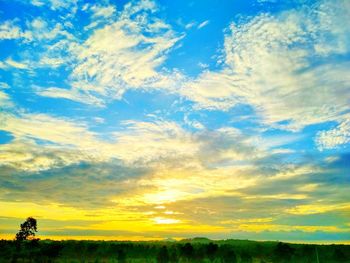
[{"left": 0, "top": 238, "right": 349, "bottom": 263}]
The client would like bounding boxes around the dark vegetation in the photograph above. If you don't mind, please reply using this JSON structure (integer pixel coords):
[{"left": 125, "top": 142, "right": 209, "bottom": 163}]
[
  {"left": 1, "top": 218, "right": 349, "bottom": 262},
  {"left": 1, "top": 238, "right": 350, "bottom": 263}
]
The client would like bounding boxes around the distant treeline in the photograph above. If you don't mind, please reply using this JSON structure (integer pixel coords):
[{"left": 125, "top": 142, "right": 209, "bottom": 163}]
[{"left": 0, "top": 238, "right": 349, "bottom": 263}]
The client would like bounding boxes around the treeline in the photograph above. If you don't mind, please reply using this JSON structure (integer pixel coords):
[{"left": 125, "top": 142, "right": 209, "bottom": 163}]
[{"left": 0, "top": 238, "right": 349, "bottom": 263}]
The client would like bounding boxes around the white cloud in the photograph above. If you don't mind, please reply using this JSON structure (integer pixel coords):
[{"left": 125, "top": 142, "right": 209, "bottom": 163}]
[
  {"left": 0, "top": 139, "right": 85, "bottom": 172},
  {"left": 36, "top": 57, "right": 65, "bottom": 68},
  {"left": 1, "top": 57, "right": 39, "bottom": 71},
  {"left": 198, "top": 62, "right": 209, "bottom": 69},
  {"left": 0, "top": 82, "right": 10, "bottom": 89},
  {"left": 0, "top": 21, "right": 21, "bottom": 39},
  {"left": 109, "top": 120, "right": 200, "bottom": 165},
  {"left": 30, "top": 0, "right": 45, "bottom": 7},
  {"left": 0, "top": 90, "right": 13, "bottom": 108},
  {"left": 311, "top": 0, "right": 350, "bottom": 56},
  {"left": 0, "top": 20, "right": 32, "bottom": 41},
  {"left": 0, "top": 111, "right": 199, "bottom": 170},
  {"left": 0, "top": 17, "right": 73, "bottom": 44},
  {"left": 27, "top": 18, "right": 73, "bottom": 41},
  {"left": 93, "top": 117, "right": 105, "bottom": 124},
  {"left": 0, "top": 18, "right": 75, "bottom": 71},
  {"left": 36, "top": 87, "right": 105, "bottom": 106},
  {"left": 0, "top": 109, "right": 264, "bottom": 172},
  {"left": 0, "top": 113, "right": 98, "bottom": 149},
  {"left": 0, "top": 112, "right": 102, "bottom": 171},
  {"left": 185, "top": 22, "right": 196, "bottom": 29},
  {"left": 256, "top": 0, "right": 277, "bottom": 3},
  {"left": 31, "top": 17, "right": 47, "bottom": 29},
  {"left": 34, "top": 0, "right": 78, "bottom": 12},
  {"left": 197, "top": 20, "right": 210, "bottom": 29},
  {"left": 38, "top": 0, "right": 182, "bottom": 106},
  {"left": 182, "top": 0, "right": 350, "bottom": 131},
  {"left": 181, "top": 70, "right": 240, "bottom": 110},
  {"left": 90, "top": 4, "right": 116, "bottom": 18},
  {"left": 316, "top": 118, "right": 350, "bottom": 150},
  {"left": 184, "top": 115, "right": 205, "bottom": 130},
  {"left": 4, "top": 58, "right": 29, "bottom": 69}
]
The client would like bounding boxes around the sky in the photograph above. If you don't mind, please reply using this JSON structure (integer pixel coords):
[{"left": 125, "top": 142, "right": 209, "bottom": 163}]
[{"left": 0, "top": 0, "right": 349, "bottom": 243}]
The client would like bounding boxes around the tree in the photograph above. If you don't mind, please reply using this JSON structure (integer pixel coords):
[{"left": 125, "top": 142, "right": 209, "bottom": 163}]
[
  {"left": 169, "top": 249, "right": 179, "bottom": 263},
  {"left": 180, "top": 243, "right": 194, "bottom": 261},
  {"left": 240, "top": 251, "right": 253, "bottom": 263},
  {"left": 117, "top": 249, "right": 126, "bottom": 263},
  {"left": 274, "top": 242, "right": 295, "bottom": 262},
  {"left": 333, "top": 248, "right": 348, "bottom": 262},
  {"left": 157, "top": 246, "right": 169, "bottom": 263},
  {"left": 221, "top": 247, "right": 237, "bottom": 263},
  {"left": 15, "top": 217, "right": 37, "bottom": 242},
  {"left": 206, "top": 242, "right": 218, "bottom": 262}
]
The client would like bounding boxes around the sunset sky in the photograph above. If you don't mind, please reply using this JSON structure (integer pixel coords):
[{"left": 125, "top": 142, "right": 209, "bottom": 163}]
[{"left": 0, "top": 0, "right": 349, "bottom": 242}]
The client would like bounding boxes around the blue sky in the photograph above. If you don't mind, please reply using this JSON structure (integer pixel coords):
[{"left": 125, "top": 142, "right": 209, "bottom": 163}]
[{"left": 0, "top": 0, "right": 349, "bottom": 242}]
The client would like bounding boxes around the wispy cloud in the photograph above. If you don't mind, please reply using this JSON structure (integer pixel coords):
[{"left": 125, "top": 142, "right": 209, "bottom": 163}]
[
  {"left": 185, "top": 21, "right": 196, "bottom": 29},
  {"left": 0, "top": 20, "right": 32, "bottom": 41},
  {"left": 0, "top": 90, "right": 13, "bottom": 108},
  {"left": 182, "top": 0, "right": 350, "bottom": 131},
  {"left": 90, "top": 4, "right": 116, "bottom": 18},
  {"left": 2, "top": 58, "right": 29, "bottom": 69},
  {"left": 36, "top": 87, "right": 106, "bottom": 106},
  {"left": 197, "top": 20, "right": 210, "bottom": 29},
  {"left": 35, "top": 0, "right": 182, "bottom": 106},
  {"left": 31, "top": 0, "right": 78, "bottom": 12},
  {"left": 0, "top": 113, "right": 97, "bottom": 148},
  {"left": 316, "top": 117, "right": 350, "bottom": 150}
]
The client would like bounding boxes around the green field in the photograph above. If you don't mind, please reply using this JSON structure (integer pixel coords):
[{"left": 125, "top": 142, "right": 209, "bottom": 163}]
[{"left": 1, "top": 238, "right": 349, "bottom": 263}]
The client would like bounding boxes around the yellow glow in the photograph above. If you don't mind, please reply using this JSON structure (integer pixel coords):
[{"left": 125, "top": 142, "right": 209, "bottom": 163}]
[
  {"left": 0, "top": 201, "right": 92, "bottom": 221},
  {"left": 286, "top": 203, "right": 350, "bottom": 215},
  {"left": 153, "top": 217, "right": 181, "bottom": 225},
  {"left": 298, "top": 184, "right": 319, "bottom": 192},
  {"left": 143, "top": 189, "right": 187, "bottom": 204},
  {"left": 220, "top": 218, "right": 274, "bottom": 224}
]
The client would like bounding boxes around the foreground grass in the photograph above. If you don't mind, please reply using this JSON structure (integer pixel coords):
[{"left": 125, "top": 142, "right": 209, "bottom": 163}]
[{"left": 0, "top": 237, "right": 349, "bottom": 262}]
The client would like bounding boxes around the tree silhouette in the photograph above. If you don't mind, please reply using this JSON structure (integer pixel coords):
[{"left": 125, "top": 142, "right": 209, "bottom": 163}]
[{"left": 15, "top": 217, "right": 37, "bottom": 242}]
